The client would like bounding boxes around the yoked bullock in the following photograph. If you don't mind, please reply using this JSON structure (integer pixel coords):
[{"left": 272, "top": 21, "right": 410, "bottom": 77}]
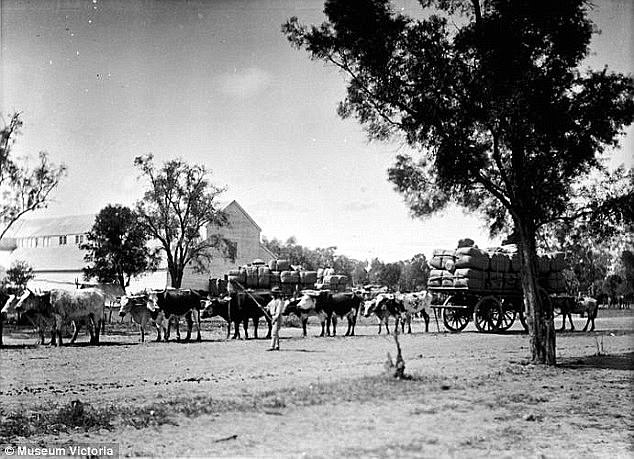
[
  {"left": 284, "top": 290, "right": 363, "bottom": 337},
  {"left": 363, "top": 293, "right": 405, "bottom": 335},
  {"left": 201, "top": 291, "right": 273, "bottom": 340},
  {"left": 551, "top": 295, "right": 599, "bottom": 332},
  {"left": 13, "top": 288, "right": 106, "bottom": 345},
  {"left": 119, "top": 289, "right": 205, "bottom": 342},
  {"left": 397, "top": 291, "right": 433, "bottom": 333}
]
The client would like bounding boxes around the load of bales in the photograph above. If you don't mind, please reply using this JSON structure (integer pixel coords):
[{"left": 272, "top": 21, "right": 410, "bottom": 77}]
[
  {"left": 225, "top": 260, "right": 348, "bottom": 294},
  {"left": 427, "top": 245, "right": 566, "bottom": 293}
]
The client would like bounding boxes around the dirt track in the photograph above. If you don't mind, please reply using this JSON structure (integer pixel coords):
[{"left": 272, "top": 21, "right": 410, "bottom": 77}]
[{"left": 1, "top": 311, "right": 633, "bottom": 457}]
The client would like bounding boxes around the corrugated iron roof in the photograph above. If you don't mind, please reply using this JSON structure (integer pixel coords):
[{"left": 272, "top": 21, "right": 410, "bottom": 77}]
[{"left": 5, "top": 214, "right": 95, "bottom": 238}]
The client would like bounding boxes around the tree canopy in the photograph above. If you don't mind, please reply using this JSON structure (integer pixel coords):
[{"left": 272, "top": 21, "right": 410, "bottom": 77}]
[
  {"left": 0, "top": 113, "right": 66, "bottom": 241},
  {"left": 284, "top": 0, "right": 634, "bottom": 364},
  {"left": 134, "top": 154, "right": 234, "bottom": 288},
  {"left": 81, "top": 205, "right": 160, "bottom": 291}
]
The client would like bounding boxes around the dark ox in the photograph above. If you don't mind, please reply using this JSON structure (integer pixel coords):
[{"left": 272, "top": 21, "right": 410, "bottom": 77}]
[
  {"left": 363, "top": 293, "right": 405, "bottom": 335},
  {"left": 147, "top": 289, "right": 205, "bottom": 342},
  {"left": 202, "top": 292, "right": 272, "bottom": 340},
  {"left": 15, "top": 288, "right": 106, "bottom": 346},
  {"left": 552, "top": 295, "right": 599, "bottom": 332},
  {"left": 119, "top": 294, "right": 165, "bottom": 342},
  {"left": 285, "top": 291, "right": 362, "bottom": 337}
]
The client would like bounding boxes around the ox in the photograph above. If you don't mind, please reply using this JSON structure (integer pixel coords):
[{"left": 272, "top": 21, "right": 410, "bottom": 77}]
[
  {"left": 147, "top": 289, "right": 204, "bottom": 342},
  {"left": 119, "top": 294, "right": 165, "bottom": 342},
  {"left": 397, "top": 291, "right": 432, "bottom": 334},
  {"left": 286, "top": 291, "right": 362, "bottom": 337},
  {"left": 202, "top": 292, "right": 272, "bottom": 340},
  {"left": 553, "top": 295, "right": 599, "bottom": 332},
  {"left": 80, "top": 282, "right": 125, "bottom": 332},
  {"left": 15, "top": 288, "right": 106, "bottom": 346},
  {"left": 363, "top": 293, "right": 404, "bottom": 335}
]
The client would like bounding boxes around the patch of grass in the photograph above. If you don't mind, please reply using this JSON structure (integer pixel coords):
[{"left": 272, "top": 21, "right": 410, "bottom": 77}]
[{"left": 0, "top": 400, "right": 115, "bottom": 441}]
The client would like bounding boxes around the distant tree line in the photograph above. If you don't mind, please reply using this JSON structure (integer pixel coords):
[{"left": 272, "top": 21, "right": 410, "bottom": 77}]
[{"left": 262, "top": 236, "right": 429, "bottom": 291}]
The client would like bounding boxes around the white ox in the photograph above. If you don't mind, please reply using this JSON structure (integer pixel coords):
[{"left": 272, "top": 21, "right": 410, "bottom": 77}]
[
  {"left": 397, "top": 291, "right": 433, "bottom": 333},
  {"left": 118, "top": 294, "right": 166, "bottom": 342},
  {"left": 15, "top": 288, "right": 106, "bottom": 346}
]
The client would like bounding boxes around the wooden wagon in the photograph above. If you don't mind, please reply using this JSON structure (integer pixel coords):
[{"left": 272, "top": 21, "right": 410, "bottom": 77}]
[{"left": 428, "top": 286, "right": 528, "bottom": 333}]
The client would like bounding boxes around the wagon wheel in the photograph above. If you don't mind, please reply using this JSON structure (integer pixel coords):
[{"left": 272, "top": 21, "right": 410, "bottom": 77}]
[
  {"left": 441, "top": 296, "right": 470, "bottom": 332},
  {"left": 498, "top": 306, "right": 516, "bottom": 331},
  {"left": 519, "top": 308, "right": 528, "bottom": 332},
  {"left": 474, "top": 296, "right": 503, "bottom": 333}
]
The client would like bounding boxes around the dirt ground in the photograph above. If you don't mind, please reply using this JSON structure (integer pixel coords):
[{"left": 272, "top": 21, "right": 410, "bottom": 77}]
[{"left": 1, "top": 310, "right": 632, "bottom": 458}]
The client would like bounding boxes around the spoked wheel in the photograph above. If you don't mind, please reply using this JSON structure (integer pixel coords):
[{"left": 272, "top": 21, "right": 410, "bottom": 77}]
[
  {"left": 498, "top": 307, "right": 516, "bottom": 331},
  {"left": 519, "top": 308, "right": 528, "bottom": 332},
  {"left": 474, "top": 296, "right": 503, "bottom": 333},
  {"left": 442, "top": 296, "right": 470, "bottom": 332}
]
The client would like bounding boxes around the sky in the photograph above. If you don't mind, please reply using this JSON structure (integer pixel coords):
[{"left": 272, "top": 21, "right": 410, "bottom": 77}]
[{"left": 1, "top": 0, "right": 632, "bottom": 262}]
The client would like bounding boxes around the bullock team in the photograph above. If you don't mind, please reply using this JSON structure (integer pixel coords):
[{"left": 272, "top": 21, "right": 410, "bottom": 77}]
[
  {"left": 0, "top": 284, "right": 436, "bottom": 346},
  {"left": 0, "top": 284, "right": 600, "bottom": 346}
]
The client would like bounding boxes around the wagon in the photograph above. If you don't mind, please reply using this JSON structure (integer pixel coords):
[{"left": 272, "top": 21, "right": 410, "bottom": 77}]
[{"left": 428, "top": 286, "right": 529, "bottom": 333}]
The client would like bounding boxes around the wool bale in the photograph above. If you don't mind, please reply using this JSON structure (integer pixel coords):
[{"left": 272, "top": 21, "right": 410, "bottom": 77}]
[
  {"left": 454, "top": 268, "right": 486, "bottom": 280},
  {"left": 252, "top": 259, "right": 265, "bottom": 266},
  {"left": 455, "top": 247, "right": 487, "bottom": 257},
  {"left": 509, "top": 253, "right": 521, "bottom": 272},
  {"left": 280, "top": 270, "right": 300, "bottom": 284},
  {"left": 268, "top": 259, "right": 278, "bottom": 271},
  {"left": 245, "top": 266, "right": 259, "bottom": 288},
  {"left": 428, "top": 269, "right": 445, "bottom": 282},
  {"left": 455, "top": 254, "right": 490, "bottom": 271},
  {"left": 489, "top": 253, "right": 510, "bottom": 273},
  {"left": 441, "top": 276, "right": 454, "bottom": 287},
  {"left": 550, "top": 252, "right": 565, "bottom": 273},
  {"left": 454, "top": 277, "right": 485, "bottom": 289},
  {"left": 258, "top": 267, "right": 272, "bottom": 288},
  {"left": 270, "top": 271, "right": 281, "bottom": 286},
  {"left": 277, "top": 259, "right": 290, "bottom": 272},
  {"left": 537, "top": 255, "right": 551, "bottom": 274},
  {"left": 300, "top": 271, "right": 318, "bottom": 286},
  {"left": 427, "top": 278, "right": 442, "bottom": 287},
  {"left": 228, "top": 269, "right": 246, "bottom": 286}
]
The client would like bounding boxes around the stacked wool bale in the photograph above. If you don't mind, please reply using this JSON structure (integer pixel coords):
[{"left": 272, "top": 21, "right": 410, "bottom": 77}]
[
  {"left": 428, "top": 249, "right": 457, "bottom": 287},
  {"left": 322, "top": 274, "right": 349, "bottom": 292},
  {"left": 227, "top": 259, "right": 320, "bottom": 292},
  {"left": 538, "top": 252, "right": 566, "bottom": 293},
  {"left": 454, "top": 247, "right": 489, "bottom": 289}
]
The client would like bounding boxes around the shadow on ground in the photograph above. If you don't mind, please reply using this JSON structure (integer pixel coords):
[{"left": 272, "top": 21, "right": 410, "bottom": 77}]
[{"left": 559, "top": 351, "right": 634, "bottom": 371}]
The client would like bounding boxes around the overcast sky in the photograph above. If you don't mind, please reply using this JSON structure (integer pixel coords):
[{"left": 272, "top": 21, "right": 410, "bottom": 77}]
[{"left": 2, "top": 0, "right": 632, "bottom": 262}]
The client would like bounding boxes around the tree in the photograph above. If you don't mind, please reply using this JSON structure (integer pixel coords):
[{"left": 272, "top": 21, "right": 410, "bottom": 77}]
[
  {"left": 81, "top": 205, "right": 161, "bottom": 292},
  {"left": 351, "top": 261, "right": 369, "bottom": 286},
  {"left": 134, "top": 154, "right": 235, "bottom": 289},
  {"left": 5, "top": 260, "right": 34, "bottom": 288},
  {"left": 0, "top": 113, "right": 66, "bottom": 241},
  {"left": 398, "top": 254, "right": 429, "bottom": 292},
  {"left": 284, "top": 0, "right": 634, "bottom": 364}
]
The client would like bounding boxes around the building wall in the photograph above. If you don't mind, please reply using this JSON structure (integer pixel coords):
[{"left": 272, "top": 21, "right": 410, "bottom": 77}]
[{"left": 178, "top": 201, "right": 273, "bottom": 290}]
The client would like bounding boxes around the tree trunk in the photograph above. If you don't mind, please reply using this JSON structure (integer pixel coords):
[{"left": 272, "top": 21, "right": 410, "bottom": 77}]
[
  {"left": 169, "top": 264, "right": 182, "bottom": 289},
  {"left": 516, "top": 221, "right": 556, "bottom": 365}
]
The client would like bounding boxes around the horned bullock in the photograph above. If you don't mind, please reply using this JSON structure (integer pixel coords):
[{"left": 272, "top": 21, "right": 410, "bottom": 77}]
[
  {"left": 14, "top": 288, "right": 106, "bottom": 346},
  {"left": 552, "top": 295, "right": 599, "bottom": 332},
  {"left": 286, "top": 291, "right": 362, "bottom": 337},
  {"left": 119, "top": 294, "right": 165, "bottom": 342},
  {"left": 201, "top": 291, "right": 272, "bottom": 340},
  {"left": 146, "top": 289, "right": 205, "bottom": 342},
  {"left": 397, "top": 291, "right": 432, "bottom": 333},
  {"left": 363, "top": 293, "right": 405, "bottom": 335}
]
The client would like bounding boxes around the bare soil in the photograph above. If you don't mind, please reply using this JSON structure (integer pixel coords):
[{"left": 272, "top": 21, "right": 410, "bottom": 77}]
[{"left": 1, "top": 310, "right": 632, "bottom": 458}]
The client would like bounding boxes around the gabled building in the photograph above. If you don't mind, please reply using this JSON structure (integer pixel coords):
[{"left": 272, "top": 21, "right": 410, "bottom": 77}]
[{"left": 0, "top": 200, "right": 275, "bottom": 292}]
